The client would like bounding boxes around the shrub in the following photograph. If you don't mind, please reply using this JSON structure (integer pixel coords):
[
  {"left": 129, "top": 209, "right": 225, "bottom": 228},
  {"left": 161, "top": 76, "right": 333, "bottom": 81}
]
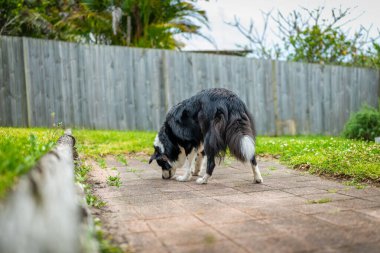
[{"left": 342, "top": 105, "right": 380, "bottom": 141}]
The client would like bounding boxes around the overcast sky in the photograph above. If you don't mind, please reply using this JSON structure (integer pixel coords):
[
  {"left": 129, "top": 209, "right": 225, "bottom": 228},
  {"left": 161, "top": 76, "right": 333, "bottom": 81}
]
[{"left": 178, "top": 0, "right": 380, "bottom": 50}]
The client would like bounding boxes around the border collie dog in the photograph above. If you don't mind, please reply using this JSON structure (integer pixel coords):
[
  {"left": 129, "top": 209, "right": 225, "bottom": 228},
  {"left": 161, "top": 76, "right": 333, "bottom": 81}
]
[{"left": 149, "top": 88, "right": 263, "bottom": 184}]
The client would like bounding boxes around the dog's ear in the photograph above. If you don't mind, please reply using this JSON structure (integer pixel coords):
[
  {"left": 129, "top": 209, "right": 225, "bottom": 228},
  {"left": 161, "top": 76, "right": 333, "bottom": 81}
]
[{"left": 149, "top": 152, "right": 159, "bottom": 164}]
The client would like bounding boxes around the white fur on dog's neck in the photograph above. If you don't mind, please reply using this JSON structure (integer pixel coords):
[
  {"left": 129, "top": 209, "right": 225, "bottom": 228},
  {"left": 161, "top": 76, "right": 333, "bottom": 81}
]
[{"left": 154, "top": 134, "right": 165, "bottom": 153}]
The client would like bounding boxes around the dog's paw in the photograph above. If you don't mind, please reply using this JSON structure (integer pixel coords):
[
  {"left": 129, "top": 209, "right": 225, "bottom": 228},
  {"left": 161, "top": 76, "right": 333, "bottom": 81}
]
[
  {"left": 176, "top": 175, "right": 191, "bottom": 182},
  {"left": 196, "top": 177, "right": 207, "bottom": 184},
  {"left": 254, "top": 177, "right": 263, "bottom": 184},
  {"left": 196, "top": 174, "right": 210, "bottom": 184}
]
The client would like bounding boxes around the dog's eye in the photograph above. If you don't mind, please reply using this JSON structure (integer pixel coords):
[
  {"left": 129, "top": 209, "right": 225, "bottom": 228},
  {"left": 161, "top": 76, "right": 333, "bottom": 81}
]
[
  {"left": 161, "top": 155, "right": 169, "bottom": 162},
  {"left": 156, "top": 159, "right": 171, "bottom": 170}
]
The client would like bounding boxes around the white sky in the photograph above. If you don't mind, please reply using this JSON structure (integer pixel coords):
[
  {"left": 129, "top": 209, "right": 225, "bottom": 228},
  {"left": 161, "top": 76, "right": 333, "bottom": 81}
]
[{"left": 178, "top": 0, "right": 380, "bottom": 50}]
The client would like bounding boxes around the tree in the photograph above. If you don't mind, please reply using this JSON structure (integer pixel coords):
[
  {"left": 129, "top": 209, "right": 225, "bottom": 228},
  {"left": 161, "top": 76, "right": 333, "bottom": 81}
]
[
  {"left": 0, "top": 0, "right": 210, "bottom": 49},
  {"left": 80, "top": 0, "right": 210, "bottom": 49},
  {"left": 227, "top": 10, "right": 282, "bottom": 59},
  {"left": 0, "top": 0, "right": 55, "bottom": 38},
  {"left": 228, "top": 6, "right": 380, "bottom": 68}
]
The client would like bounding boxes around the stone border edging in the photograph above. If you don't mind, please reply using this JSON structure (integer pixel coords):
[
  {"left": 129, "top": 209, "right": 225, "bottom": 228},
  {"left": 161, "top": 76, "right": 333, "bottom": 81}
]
[{"left": 0, "top": 129, "right": 97, "bottom": 253}]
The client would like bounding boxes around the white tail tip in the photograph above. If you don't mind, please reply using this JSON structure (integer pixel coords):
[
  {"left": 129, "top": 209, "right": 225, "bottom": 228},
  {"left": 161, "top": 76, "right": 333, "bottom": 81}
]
[{"left": 241, "top": 136, "right": 255, "bottom": 161}]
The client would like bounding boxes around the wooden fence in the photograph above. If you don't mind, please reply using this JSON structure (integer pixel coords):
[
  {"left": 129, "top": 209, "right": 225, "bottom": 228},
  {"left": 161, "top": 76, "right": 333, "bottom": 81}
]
[{"left": 1, "top": 36, "right": 379, "bottom": 135}]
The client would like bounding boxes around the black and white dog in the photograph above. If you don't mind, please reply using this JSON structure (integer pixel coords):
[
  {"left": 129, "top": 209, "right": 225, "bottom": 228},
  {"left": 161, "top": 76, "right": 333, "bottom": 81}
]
[{"left": 149, "top": 88, "right": 263, "bottom": 184}]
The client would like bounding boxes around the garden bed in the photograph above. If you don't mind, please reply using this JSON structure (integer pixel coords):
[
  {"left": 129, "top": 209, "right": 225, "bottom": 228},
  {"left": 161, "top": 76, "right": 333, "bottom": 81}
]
[{"left": 0, "top": 127, "right": 62, "bottom": 198}]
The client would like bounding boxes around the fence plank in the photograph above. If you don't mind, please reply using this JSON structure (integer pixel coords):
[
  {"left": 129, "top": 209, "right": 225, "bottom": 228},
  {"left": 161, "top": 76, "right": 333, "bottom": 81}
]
[{"left": 0, "top": 36, "right": 379, "bottom": 135}]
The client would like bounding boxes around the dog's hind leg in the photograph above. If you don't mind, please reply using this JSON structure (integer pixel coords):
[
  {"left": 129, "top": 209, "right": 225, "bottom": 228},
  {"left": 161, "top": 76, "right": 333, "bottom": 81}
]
[
  {"left": 238, "top": 135, "right": 263, "bottom": 183},
  {"left": 196, "top": 155, "right": 214, "bottom": 184},
  {"left": 176, "top": 148, "right": 196, "bottom": 182},
  {"left": 251, "top": 156, "right": 263, "bottom": 184}
]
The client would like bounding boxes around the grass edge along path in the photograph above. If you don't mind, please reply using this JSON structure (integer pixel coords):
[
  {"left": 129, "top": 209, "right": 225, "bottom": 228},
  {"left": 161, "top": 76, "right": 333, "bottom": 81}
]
[
  {"left": 0, "top": 127, "right": 62, "bottom": 198},
  {"left": 257, "top": 136, "right": 380, "bottom": 185},
  {"left": 74, "top": 129, "right": 380, "bottom": 186},
  {"left": 74, "top": 161, "right": 124, "bottom": 253}
]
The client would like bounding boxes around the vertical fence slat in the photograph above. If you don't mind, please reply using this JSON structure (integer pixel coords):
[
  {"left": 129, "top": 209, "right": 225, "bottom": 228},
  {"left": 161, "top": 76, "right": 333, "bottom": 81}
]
[{"left": 0, "top": 36, "right": 379, "bottom": 135}]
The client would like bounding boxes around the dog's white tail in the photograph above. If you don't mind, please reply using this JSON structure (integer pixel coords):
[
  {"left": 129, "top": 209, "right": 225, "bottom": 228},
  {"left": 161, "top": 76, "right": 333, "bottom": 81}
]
[{"left": 240, "top": 135, "right": 255, "bottom": 161}]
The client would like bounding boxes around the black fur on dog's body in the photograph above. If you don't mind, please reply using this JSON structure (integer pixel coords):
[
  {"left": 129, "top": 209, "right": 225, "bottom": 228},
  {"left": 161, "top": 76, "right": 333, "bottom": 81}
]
[{"left": 150, "top": 88, "right": 263, "bottom": 184}]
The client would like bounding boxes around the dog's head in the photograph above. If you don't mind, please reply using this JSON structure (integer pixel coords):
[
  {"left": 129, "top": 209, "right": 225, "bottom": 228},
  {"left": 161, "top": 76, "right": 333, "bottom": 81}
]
[{"left": 149, "top": 135, "right": 177, "bottom": 179}]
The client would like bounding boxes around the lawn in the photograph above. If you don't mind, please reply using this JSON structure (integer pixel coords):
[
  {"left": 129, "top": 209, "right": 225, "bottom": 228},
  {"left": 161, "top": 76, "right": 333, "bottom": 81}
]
[
  {"left": 74, "top": 130, "right": 380, "bottom": 184},
  {"left": 256, "top": 136, "right": 380, "bottom": 183},
  {"left": 1, "top": 128, "right": 379, "bottom": 198},
  {"left": 0, "top": 127, "right": 62, "bottom": 198},
  {"left": 75, "top": 129, "right": 155, "bottom": 157}
]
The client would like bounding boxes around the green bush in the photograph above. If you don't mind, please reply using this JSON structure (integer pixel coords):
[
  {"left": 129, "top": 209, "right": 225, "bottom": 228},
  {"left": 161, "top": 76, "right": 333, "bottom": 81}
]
[{"left": 342, "top": 105, "right": 380, "bottom": 141}]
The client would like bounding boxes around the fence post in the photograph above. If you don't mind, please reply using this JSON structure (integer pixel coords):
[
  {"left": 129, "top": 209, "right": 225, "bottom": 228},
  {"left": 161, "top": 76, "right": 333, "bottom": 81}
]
[
  {"left": 271, "top": 60, "right": 281, "bottom": 136},
  {"left": 22, "top": 37, "right": 32, "bottom": 127},
  {"left": 161, "top": 51, "right": 171, "bottom": 112}
]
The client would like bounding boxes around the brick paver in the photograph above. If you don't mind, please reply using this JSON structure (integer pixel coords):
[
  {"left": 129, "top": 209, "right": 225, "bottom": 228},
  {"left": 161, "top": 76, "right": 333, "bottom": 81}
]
[{"left": 88, "top": 156, "right": 380, "bottom": 253}]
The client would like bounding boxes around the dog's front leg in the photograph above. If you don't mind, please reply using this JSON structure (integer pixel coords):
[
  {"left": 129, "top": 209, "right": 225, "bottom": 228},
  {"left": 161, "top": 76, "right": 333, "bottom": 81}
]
[
  {"left": 192, "top": 151, "right": 203, "bottom": 176},
  {"left": 198, "top": 155, "right": 207, "bottom": 177},
  {"left": 176, "top": 149, "right": 196, "bottom": 182},
  {"left": 196, "top": 155, "right": 213, "bottom": 184}
]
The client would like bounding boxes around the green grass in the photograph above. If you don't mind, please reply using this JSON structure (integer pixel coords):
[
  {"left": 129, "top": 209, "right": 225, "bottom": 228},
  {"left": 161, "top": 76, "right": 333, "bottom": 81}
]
[
  {"left": 125, "top": 168, "right": 142, "bottom": 173},
  {"left": 4, "top": 129, "right": 378, "bottom": 186},
  {"left": 268, "top": 166, "right": 277, "bottom": 171},
  {"left": 74, "top": 162, "right": 91, "bottom": 183},
  {"left": 203, "top": 234, "right": 216, "bottom": 245},
  {"left": 343, "top": 180, "right": 367, "bottom": 189},
  {"left": 116, "top": 154, "right": 128, "bottom": 166},
  {"left": 74, "top": 162, "right": 107, "bottom": 208},
  {"left": 86, "top": 193, "right": 107, "bottom": 208},
  {"left": 256, "top": 136, "right": 380, "bottom": 184},
  {"left": 74, "top": 163, "right": 120, "bottom": 252},
  {"left": 327, "top": 188, "right": 339, "bottom": 193},
  {"left": 94, "top": 218, "right": 125, "bottom": 253},
  {"left": 307, "top": 198, "right": 332, "bottom": 204},
  {"left": 74, "top": 129, "right": 155, "bottom": 157},
  {"left": 74, "top": 130, "right": 379, "bottom": 185},
  {"left": 0, "top": 127, "right": 62, "bottom": 198},
  {"left": 107, "top": 174, "right": 122, "bottom": 187},
  {"left": 96, "top": 157, "right": 107, "bottom": 169}
]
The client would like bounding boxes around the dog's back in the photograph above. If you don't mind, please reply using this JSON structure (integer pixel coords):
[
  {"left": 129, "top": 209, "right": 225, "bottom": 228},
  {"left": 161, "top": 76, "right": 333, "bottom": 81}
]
[
  {"left": 196, "top": 88, "right": 256, "bottom": 162},
  {"left": 165, "top": 88, "right": 256, "bottom": 162}
]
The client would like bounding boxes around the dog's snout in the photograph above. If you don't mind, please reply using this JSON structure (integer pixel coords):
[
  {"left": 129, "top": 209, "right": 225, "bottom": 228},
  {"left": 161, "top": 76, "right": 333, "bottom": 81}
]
[
  {"left": 162, "top": 175, "right": 170, "bottom": 180},
  {"left": 162, "top": 170, "right": 171, "bottom": 180}
]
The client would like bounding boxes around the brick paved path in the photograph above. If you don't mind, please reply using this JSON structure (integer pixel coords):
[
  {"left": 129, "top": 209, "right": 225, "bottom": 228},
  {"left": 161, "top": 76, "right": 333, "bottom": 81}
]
[{"left": 88, "top": 156, "right": 380, "bottom": 253}]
